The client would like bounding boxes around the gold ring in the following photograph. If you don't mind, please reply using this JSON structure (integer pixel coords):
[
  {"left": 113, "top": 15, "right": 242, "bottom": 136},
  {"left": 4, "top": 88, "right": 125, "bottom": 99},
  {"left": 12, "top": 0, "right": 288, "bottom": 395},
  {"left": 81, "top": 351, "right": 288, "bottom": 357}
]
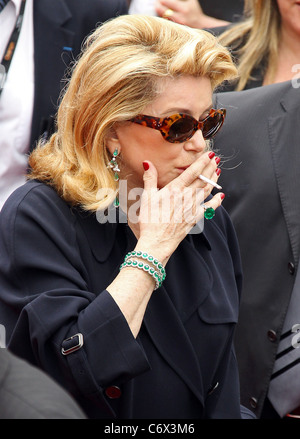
[{"left": 162, "top": 8, "right": 174, "bottom": 19}]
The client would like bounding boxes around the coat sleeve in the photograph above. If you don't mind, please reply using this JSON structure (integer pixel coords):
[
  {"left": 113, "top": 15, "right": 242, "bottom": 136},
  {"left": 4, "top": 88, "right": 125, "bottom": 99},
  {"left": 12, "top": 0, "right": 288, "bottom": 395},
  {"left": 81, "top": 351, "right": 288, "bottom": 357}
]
[{"left": 0, "top": 183, "right": 149, "bottom": 416}]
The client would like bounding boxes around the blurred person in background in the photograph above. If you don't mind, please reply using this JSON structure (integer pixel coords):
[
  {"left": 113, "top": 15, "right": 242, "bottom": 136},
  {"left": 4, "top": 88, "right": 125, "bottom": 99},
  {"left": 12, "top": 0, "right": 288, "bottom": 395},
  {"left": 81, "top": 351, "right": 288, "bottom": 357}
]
[
  {"left": 213, "top": 80, "right": 300, "bottom": 418},
  {"left": 0, "top": 347, "right": 86, "bottom": 419},
  {"left": 0, "top": 0, "right": 128, "bottom": 209},
  {"left": 129, "top": 0, "right": 244, "bottom": 28},
  {"left": 217, "top": 0, "right": 300, "bottom": 91}
]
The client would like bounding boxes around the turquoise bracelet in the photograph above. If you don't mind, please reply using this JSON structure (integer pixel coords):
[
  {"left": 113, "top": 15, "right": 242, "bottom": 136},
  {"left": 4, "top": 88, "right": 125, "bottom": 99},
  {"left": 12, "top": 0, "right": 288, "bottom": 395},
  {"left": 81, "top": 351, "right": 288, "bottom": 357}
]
[
  {"left": 120, "top": 259, "right": 162, "bottom": 290},
  {"left": 124, "top": 251, "right": 166, "bottom": 281}
]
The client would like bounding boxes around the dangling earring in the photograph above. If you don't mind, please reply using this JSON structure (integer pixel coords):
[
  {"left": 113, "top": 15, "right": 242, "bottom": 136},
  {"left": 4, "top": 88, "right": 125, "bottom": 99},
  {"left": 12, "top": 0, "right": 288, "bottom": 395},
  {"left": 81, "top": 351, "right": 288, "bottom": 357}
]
[
  {"left": 107, "top": 148, "right": 120, "bottom": 181},
  {"left": 107, "top": 148, "right": 120, "bottom": 206}
]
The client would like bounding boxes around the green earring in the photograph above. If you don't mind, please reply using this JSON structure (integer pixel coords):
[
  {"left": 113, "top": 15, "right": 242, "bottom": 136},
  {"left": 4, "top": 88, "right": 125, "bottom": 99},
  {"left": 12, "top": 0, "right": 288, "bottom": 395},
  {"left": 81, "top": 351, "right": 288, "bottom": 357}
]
[
  {"left": 107, "top": 148, "right": 120, "bottom": 181},
  {"left": 107, "top": 148, "right": 120, "bottom": 207}
]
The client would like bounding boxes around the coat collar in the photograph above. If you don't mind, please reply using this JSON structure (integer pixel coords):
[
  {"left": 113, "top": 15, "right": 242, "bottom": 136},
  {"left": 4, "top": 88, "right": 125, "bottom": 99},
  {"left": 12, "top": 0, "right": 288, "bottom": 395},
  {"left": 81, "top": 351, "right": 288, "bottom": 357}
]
[
  {"left": 34, "top": 0, "right": 72, "bottom": 28},
  {"left": 33, "top": 0, "right": 74, "bottom": 58}
]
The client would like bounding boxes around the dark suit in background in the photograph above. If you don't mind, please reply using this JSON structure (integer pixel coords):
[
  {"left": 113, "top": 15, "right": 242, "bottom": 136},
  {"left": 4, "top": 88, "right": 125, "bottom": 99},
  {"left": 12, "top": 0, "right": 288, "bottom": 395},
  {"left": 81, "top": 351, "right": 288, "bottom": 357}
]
[
  {"left": 30, "top": 0, "right": 128, "bottom": 151},
  {"left": 213, "top": 80, "right": 300, "bottom": 417},
  {"left": 200, "top": 0, "right": 244, "bottom": 22},
  {"left": 0, "top": 348, "right": 86, "bottom": 419}
]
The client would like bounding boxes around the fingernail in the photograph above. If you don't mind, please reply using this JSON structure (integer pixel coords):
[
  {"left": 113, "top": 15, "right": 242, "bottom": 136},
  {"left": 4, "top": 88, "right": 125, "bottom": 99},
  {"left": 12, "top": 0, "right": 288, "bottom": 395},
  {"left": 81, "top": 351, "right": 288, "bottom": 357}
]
[
  {"left": 143, "top": 161, "right": 149, "bottom": 171},
  {"left": 220, "top": 193, "right": 225, "bottom": 200},
  {"left": 216, "top": 168, "right": 221, "bottom": 176},
  {"left": 215, "top": 157, "right": 221, "bottom": 165},
  {"left": 208, "top": 152, "right": 215, "bottom": 159}
]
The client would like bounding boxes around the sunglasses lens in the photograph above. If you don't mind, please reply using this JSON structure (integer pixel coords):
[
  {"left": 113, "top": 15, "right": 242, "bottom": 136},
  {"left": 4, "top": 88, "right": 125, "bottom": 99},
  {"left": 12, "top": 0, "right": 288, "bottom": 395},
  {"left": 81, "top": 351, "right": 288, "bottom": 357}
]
[
  {"left": 131, "top": 109, "right": 225, "bottom": 143},
  {"left": 202, "top": 112, "right": 223, "bottom": 139},
  {"left": 168, "top": 117, "right": 195, "bottom": 143}
]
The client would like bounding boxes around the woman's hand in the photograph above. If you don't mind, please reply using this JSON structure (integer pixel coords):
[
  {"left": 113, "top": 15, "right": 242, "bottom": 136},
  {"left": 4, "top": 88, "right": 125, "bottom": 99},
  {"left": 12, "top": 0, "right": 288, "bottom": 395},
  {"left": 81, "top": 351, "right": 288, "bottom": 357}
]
[
  {"left": 155, "top": 0, "right": 229, "bottom": 29},
  {"left": 132, "top": 151, "right": 225, "bottom": 265}
]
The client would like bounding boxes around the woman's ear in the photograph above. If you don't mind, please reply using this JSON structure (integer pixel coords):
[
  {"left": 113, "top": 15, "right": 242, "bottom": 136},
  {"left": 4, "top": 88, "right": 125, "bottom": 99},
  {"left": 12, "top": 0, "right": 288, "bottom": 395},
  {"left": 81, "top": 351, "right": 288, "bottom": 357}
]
[{"left": 106, "top": 127, "right": 121, "bottom": 156}]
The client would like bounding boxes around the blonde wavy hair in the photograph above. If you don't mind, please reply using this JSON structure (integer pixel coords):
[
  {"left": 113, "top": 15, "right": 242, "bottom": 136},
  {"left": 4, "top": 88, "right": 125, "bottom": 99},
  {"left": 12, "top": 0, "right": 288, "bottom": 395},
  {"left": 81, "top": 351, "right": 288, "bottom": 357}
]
[
  {"left": 219, "top": 0, "right": 281, "bottom": 91},
  {"left": 28, "top": 14, "right": 237, "bottom": 212}
]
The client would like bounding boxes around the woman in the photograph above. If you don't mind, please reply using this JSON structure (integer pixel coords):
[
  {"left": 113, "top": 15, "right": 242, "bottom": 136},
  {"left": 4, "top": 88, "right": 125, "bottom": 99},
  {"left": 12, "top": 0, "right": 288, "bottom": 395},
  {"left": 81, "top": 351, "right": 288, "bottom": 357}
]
[
  {"left": 0, "top": 15, "right": 251, "bottom": 419},
  {"left": 218, "top": 0, "right": 300, "bottom": 90}
]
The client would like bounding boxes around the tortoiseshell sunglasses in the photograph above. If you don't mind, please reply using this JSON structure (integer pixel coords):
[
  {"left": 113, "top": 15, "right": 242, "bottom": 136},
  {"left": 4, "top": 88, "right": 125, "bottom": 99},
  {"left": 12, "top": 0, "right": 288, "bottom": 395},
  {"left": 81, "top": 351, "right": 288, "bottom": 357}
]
[{"left": 131, "top": 108, "right": 226, "bottom": 143}]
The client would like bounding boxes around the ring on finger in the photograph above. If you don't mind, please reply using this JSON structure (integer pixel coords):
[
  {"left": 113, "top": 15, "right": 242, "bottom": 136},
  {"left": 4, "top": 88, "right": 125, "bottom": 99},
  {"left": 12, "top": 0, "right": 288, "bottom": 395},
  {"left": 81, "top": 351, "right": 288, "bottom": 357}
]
[
  {"left": 162, "top": 8, "right": 174, "bottom": 19},
  {"left": 203, "top": 204, "right": 215, "bottom": 220}
]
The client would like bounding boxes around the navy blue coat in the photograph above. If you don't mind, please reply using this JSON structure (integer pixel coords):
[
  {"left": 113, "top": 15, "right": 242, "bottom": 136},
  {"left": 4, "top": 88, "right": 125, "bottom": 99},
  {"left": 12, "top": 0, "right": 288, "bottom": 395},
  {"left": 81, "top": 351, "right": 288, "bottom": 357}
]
[{"left": 0, "top": 180, "right": 250, "bottom": 419}]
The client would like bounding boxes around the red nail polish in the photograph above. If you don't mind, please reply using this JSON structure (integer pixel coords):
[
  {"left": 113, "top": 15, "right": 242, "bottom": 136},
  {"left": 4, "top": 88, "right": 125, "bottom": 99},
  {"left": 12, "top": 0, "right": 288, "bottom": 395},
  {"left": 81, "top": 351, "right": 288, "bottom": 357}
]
[
  {"left": 143, "top": 161, "right": 149, "bottom": 171},
  {"left": 208, "top": 152, "right": 215, "bottom": 159},
  {"left": 220, "top": 193, "right": 225, "bottom": 200},
  {"left": 215, "top": 157, "right": 221, "bottom": 165},
  {"left": 216, "top": 168, "right": 221, "bottom": 176}
]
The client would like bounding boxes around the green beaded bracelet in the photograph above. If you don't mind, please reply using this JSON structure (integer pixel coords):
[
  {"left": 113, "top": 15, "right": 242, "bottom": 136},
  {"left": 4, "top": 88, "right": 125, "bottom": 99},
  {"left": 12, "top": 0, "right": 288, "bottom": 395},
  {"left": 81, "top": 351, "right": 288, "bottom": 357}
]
[
  {"left": 120, "top": 259, "right": 162, "bottom": 290},
  {"left": 124, "top": 251, "right": 166, "bottom": 281}
]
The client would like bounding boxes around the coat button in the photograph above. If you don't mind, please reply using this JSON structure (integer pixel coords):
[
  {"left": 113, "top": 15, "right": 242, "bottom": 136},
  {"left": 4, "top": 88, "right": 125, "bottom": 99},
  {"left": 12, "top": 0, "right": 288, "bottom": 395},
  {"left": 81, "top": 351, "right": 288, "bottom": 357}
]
[
  {"left": 250, "top": 397, "right": 258, "bottom": 409},
  {"left": 105, "top": 386, "right": 122, "bottom": 399},
  {"left": 288, "top": 262, "right": 295, "bottom": 275},
  {"left": 267, "top": 330, "right": 277, "bottom": 342}
]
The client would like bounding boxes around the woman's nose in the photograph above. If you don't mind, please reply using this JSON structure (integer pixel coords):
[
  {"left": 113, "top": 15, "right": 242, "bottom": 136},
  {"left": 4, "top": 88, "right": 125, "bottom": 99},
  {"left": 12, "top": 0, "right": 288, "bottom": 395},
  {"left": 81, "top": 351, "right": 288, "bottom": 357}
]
[{"left": 183, "top": 129, "right": 206, "bottom": 152}]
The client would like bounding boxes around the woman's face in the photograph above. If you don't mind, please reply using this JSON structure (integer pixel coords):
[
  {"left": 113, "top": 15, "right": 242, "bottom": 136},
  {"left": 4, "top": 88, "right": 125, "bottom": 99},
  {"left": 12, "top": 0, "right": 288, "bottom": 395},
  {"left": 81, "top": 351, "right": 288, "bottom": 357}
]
[
  {"left": 114, "top": 75, "right": 213, "bottom": 190},
  {"left": 276, "top": 0, "right": 300, "bottom": 36}
]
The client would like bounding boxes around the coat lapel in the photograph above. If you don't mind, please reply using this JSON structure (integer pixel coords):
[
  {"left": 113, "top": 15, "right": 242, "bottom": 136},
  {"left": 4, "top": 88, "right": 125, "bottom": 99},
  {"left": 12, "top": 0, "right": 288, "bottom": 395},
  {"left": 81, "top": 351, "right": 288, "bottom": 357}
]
[
  {"left": 268, "top": 85, "right": 300, "bottom": 268},
  {"left": 31, "top": 0, "right": 74, "bottom": 149}
]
